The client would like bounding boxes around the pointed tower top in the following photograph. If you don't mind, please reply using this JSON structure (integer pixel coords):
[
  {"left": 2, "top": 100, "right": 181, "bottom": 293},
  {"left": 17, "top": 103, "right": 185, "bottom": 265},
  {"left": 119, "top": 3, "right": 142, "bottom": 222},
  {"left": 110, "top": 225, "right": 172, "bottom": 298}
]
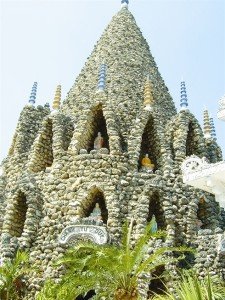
[
  {"left": 209, "top": 117, "right": 217, "bottom": 141},
  {"left": 29, "top": 82, "right": 37, "bottom": 106},
  {"left": 203, "top": 109, "right": 212, "bottom": 139},
  {"left": 180, "top": 81, "right": 188, "bottom": 111},
  {"left": 52, "top": 85, "right": 61, "bottom": 111},
  {"left": 121, "top": 0, "right": 129, "bottom": 8}
]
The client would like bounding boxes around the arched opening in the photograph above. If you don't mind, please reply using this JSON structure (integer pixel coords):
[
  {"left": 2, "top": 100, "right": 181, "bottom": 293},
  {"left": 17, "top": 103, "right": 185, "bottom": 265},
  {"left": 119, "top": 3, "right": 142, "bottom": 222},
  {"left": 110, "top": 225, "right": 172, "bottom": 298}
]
[
  {"left": 186, "top": 122, "right": 195, "bottom": 156},
  {"left": 76, "top": 290, "right": 96, "bottom": 300},
  {"left": 196, "top": 197, "right": 208, "bottom": 230},
  {"left": 147, "top": 192, "right": 165, "bottom": 230},
  {"left": 186, "top": 122, "right": 203, "bottom": 157},
  {"left": 30, "top": 118, "right": 54, "bottom": 172},
  {"left": 63, "top": 122, "right": 74, "bottom": 151},
  {"left": 86, "top": 107, "right": 109, "bottom": 153},
  {"left": 81, "top": 189, "right": 108, "bottom": 224},
  {"left": 148, "top": 266, "right": 166, "bottom": 298},
  {"left": 139, "top": 116, "right": 159, "bottom": 171},
  {"left": 11, "top": 191, "right": 28, "bottom": 237}
]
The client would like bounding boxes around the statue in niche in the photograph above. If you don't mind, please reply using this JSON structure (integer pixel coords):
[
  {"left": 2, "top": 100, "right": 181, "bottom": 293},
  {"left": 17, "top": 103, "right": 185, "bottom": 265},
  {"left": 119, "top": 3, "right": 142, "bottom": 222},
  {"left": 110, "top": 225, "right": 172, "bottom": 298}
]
[
  {"left": 94, "top": 132, "right": 104, "bottom": 150},
  {"left": 150, "top": 214, "right": 158, "bottom": 233},
  {"left": 196, "top": 219, "right": 203, "bottom": 230},
  {"left": 90, "top": 203, "right": 102, "bottom": 221},
  {"left": 141, "top": 154, "right": 155, "bottom": 173}
]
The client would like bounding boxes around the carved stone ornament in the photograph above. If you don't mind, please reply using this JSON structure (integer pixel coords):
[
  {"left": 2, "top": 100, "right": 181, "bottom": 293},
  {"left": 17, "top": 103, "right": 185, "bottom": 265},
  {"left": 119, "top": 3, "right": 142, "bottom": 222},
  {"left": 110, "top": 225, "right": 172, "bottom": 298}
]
[
  {"left": 59, "top": 224, "right": 109, "bottom": 246},
  {"left": 181, "top": 155, "right": 208, "bottom": 175}
]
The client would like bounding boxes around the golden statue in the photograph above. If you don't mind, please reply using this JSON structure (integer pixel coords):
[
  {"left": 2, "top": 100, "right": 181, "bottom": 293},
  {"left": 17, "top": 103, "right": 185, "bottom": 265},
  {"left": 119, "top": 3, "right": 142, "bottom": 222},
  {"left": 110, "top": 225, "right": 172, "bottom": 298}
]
[
  {"left": 141, "top": 154, "right": 155, "bottom": 172},
  {"left": 94, "top": 132, "right": 104, "bottom": 150}
]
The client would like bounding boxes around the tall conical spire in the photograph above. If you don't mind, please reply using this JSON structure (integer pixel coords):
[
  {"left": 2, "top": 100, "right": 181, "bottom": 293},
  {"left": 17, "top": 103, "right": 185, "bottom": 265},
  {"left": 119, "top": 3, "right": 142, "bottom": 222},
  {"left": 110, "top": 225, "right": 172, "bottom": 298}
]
[
  {"left": 62, "top": 6, "right": 177, "bottom": 135},
  {"left": 143, "top": 77, "right": 154, "bottom": 111},
  {"left": 52, "top": 85, "right": 61, "bottom": 111},
  {"left": 180, "top": 81, "right": 188, "bottom": 110},
  {"left": 203, "top": 109, "right": 211, "bottom": 139},
  {"left": 97, "top": 64, "right": 107, "bottom": 91},
  {"left": 28, "top": 82, "right": 37, "bottom": 105},
  {"left": 209, "top": 117, "right": 217, "bottom": 140}
]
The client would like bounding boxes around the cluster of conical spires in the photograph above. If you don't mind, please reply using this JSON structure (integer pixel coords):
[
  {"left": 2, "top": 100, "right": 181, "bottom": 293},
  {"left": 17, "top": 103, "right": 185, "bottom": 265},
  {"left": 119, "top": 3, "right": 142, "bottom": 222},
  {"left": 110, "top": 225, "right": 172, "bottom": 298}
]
[{"left": 27, "top": 77, "right": 218, "bottom": 142}]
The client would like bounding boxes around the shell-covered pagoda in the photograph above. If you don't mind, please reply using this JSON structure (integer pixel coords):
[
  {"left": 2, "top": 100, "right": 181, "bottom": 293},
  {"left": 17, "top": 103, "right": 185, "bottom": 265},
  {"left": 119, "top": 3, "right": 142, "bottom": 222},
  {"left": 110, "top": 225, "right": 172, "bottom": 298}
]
[{"left": 0, "top": 1, "right": 224, "bottom": 298}]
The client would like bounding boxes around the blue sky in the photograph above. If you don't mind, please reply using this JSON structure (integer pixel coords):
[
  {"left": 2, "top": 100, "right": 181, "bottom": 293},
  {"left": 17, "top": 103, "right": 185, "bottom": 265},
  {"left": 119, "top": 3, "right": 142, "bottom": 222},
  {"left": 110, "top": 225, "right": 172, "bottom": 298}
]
[{"left": 0, "top": 0, "right": 225, "bottom": 161}]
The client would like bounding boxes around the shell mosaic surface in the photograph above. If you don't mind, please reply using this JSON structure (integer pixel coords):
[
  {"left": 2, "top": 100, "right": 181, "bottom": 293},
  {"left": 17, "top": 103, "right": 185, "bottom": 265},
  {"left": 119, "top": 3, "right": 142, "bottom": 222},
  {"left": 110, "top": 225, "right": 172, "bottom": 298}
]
[{"left": 0, "top": 5, "right": 224, "bottom": 299}]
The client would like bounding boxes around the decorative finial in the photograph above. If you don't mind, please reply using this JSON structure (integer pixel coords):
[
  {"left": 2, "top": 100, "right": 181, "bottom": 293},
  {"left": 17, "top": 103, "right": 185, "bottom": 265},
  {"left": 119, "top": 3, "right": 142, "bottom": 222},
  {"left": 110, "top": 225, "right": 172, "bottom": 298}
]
[
  {"left": 97, "top": 64, "right": 107, "bottom": 91},
  {"left": 143, "top": 77, "right": 154, "bottom": 111},
  {"left": 180, "top": 81, "right": 188, "bottom": 110},
  {"left": 209, "top": 117, "right": 217, "bottom": 141},
  {"left": 52, "top": 85, "right": 61, "bottom": 111},
  {"left": 44, "top": 102, "right": 50, "bottom": 109},
  {"left": 29, "top": 82, "right": 37, "bottom": 105},
  {"left": 203, "top": 110, "right": 212, "bottom": 139},
  {"left": 121, "top": 0, "right": 129, "bottom": 8}
]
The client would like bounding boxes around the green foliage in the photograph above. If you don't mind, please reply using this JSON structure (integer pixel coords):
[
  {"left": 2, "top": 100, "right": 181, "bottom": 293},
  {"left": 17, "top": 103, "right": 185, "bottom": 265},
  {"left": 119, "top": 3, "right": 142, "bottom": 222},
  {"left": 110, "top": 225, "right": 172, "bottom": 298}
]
[
  {"left": 0, "top": 251, "right": 29, "bottom": 300},
  {"left": 152, "top": 271, "right": 225, "bottom": 300},
  {"left": 37, "top": 220, "right": 191, "bottom": 300}
]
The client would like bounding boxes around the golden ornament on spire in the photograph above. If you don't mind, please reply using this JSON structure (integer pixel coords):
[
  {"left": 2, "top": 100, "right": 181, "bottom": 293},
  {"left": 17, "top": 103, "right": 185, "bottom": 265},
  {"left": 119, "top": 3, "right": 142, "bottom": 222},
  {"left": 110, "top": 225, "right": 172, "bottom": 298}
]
[
  {"left": 144, "top": 78, "right": 154, "bottom": 111},
  {"left": 52, "top": 85, "right": 61, "bottom": 110}
]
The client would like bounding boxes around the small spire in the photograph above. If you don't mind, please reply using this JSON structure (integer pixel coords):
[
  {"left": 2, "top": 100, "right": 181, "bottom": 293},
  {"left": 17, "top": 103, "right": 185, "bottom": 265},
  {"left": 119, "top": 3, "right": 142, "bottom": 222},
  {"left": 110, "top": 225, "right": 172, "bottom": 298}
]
[
  {"left": 121, "top": 0, "right": 129, "bottom": 8},
  {"left": 209, "top": 117, "right": 217, "bottom": 141},
  {"left": 29, "top": 82, "right": 37, "bottom": 105},
  {"left": 97, "top": 64, "right": 107, "bottom": 91},
  {"left": 143, "top": 77, "right": 154, "bottom": 111},
  {"left": 52, "top": 85, "right": 61, "bottom": 111},
  {"left": 203, "top": 109, "right": 212, "bottom": 139},
  {"left": 180, "top": 81, "right": 188, "bottom": 110}
]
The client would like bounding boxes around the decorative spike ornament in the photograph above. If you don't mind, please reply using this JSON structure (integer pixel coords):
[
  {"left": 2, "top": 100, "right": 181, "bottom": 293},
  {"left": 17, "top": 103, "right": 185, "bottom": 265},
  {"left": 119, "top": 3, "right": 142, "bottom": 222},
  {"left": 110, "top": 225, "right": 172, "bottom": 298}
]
[
  {"left": 210, "top": 117, "right": 217, "bottom": 141},
  {"left": 180, "top": 81, "right": 188, "bottom": 110},
  {"left": 29, "top": 82, "right": 37, "bottom": 105},
  {"left": 143, "top": 77, "right": 154, "bottom": 111},
  {"left": 121, "top": 0, "right": 129, "bottom": 8},
  {"left": 97, "top": 64, "right": 107, "bottom": 91},
  {"left": 203, "top": 110, "right": 212, "bottom": 139},
  {"left": 52, "top": 85, "right": 61, "bottom": 111}
]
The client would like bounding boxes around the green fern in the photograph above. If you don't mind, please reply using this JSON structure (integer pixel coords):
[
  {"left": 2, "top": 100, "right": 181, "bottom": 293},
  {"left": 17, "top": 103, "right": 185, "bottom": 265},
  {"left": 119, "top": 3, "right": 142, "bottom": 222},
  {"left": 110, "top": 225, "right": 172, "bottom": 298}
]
[
  {"left": 0, "top": 251, "right": 29, "bottom": 300},
  {"left": 38, "top": 220, "right": 191, "bottom": 300},
  {"left": 152, "top": 271, "right": 225, "bottom": 300}
]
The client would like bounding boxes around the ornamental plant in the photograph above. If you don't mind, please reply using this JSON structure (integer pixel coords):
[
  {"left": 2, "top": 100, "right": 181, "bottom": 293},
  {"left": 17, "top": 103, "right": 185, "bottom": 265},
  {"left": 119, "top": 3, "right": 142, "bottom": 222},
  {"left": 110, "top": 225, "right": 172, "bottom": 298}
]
[
  {"left": 0, "top": 251, "right": 29, "bottom": 300},
  {"left": 152, "top": 271, "right": 225, "bottom": 300},
  {"left": 37, "top": 219, "right": 190, "bottom": 300}
]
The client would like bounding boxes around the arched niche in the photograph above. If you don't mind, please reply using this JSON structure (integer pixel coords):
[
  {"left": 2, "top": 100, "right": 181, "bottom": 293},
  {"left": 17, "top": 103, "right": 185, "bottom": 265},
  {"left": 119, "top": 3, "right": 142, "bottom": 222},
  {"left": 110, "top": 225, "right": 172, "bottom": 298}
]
[
  {"left": 196, "top": 197, "right": 208, "bottom": 230},
  {"left": 10, "top": 191, "right": 28, "bottom": 237},
  {"left": 81, "top": 188, "right": 108, "bottom": 224},
  {"left": 63, "top": 122, "right": 74, "bottom": 151},
  {"left": 76, "top": 290, "right": 96, "bottom": 300},
  {"left": 148, "top": 266, "right": 166, "bottom": 298},
  {"left": 186, "top": 122, "right": 195, "bottom": 156},
  {"left": 147, "top": 192, "right": 165, "bottom": 230},
  {"left": 186, "top": 121, "right": 204, "bottom": 157},
  {"left": 29, "top": 118, "right": 54, "bottom": 172},
  {"left": 139, "top": 116, "right": 159, "bottom": 171},
  {"left": 85, "top": 106, "right": 109, "bottom": 153}
]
